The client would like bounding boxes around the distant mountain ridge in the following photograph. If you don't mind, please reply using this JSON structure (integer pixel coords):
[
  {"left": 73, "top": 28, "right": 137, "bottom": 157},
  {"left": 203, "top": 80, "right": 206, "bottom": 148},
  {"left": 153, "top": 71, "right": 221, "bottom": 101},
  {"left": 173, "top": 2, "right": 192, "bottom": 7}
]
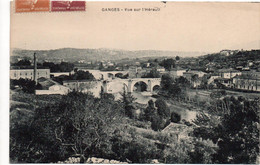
[{"left": 11, "top": 48, "right": 208, "bottom": 62}]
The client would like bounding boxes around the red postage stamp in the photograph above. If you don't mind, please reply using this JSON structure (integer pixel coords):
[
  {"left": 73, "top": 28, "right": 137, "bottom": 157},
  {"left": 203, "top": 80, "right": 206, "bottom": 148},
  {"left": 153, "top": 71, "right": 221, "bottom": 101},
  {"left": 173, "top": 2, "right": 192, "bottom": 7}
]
[
  {"left": 15, "top": 0, "right": 50, "bottom": 13},
  {"left": 51, "top": 1, "right": 86, "bottom": 12}
]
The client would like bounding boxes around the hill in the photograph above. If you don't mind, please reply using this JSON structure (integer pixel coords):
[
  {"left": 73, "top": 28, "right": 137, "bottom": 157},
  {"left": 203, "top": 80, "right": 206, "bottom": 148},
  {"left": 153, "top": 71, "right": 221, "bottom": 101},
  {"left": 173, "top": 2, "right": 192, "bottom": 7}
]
[
  {"left": 11, "top": 48, "right": 206, "bottom": 63},
  {"left": 197, "top": 49, "right": 260, "bottom": 70}
]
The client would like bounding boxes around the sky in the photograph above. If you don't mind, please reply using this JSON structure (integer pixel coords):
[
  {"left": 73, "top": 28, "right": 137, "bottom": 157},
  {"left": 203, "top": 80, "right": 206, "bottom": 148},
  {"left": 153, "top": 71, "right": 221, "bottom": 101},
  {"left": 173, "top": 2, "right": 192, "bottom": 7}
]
[{"left": 10, "top": 2, "right": 260, "bottom": 52}]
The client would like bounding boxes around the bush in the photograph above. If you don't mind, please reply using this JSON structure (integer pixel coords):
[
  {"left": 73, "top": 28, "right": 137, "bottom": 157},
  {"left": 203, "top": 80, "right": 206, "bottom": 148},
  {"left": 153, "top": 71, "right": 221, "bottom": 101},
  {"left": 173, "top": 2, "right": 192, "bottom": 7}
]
[
  {"left": 171, "top": 112, "right": 181, "bottom": 123},
  {"left": 10, "top": 78, "right": 42, "bottom": 93}
]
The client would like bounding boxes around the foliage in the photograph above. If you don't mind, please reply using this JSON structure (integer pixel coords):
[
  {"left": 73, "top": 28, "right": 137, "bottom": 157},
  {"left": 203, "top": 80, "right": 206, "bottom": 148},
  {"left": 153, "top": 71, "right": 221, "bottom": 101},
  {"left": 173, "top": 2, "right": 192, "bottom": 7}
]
[
  {"left": 160, "top": 75, "right": 188, "bottom": 99},
  {"left": 120, "top": 88, "right": 136, "bottom": 118},
  {"left": 12, "top": 59, "right": 31, "bottom": 66},
  {"left": 155, "top": 98, "right": 170, "bottom": 119},
  {"left": 10, "top": 91, "right": 124, "bottom": 163},
  {"left": 188, "top": 138, "right": 218, "bottom": 164},
  {"left": 159, "top": 58, "right": 175, "bottom": 71},
  {"left": 171, "top": 112, "right": 181, "bottom": 123},
  {"left": 110, "top": 128, "right": 162, "bottom": 163},
  {"left": 143, "top": 100, "right": 157, "bottom": 122},
  {"left": 10, "top": 78, "right": 42, "bottom": 93},
  {"left": 199, "top": 50, "right": 260, "bottom": 70},
  {"left": 53, "top": 70, "right": 95, "bottom": 83},
  {"left": 141, "top": 69, "right": 160, "bottom": 78},
  {"left": 43, "top": 62, "right": 74, "bottom": 72},
  {"left": 151, "top": 115, "right": 168, "bottom": 131},
  {"left": 193, "top": 96, "right": 260, "bottom": 163},
  {"left": 210, "top": 90, "right": 227, "bottom": 99}
]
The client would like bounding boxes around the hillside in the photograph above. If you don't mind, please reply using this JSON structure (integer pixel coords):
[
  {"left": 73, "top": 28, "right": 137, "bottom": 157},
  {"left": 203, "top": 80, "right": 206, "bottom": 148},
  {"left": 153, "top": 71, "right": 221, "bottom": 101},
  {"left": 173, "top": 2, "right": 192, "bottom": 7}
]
[
  {"left": 198, "top": 49, "right": 260, "bottom": 70},
  {"left": 11, "top": 48, "right": 206, "bottom": 62}
]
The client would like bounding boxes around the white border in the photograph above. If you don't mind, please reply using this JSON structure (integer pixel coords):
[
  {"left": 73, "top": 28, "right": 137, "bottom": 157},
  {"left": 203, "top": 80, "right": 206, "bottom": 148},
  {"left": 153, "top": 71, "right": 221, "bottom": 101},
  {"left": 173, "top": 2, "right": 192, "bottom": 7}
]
[
  {"left": 1, "top": 1, "right": 260, "bottom": 165},
  {"left": 0, "top": 0, "right": 10, "bottom": 165}
]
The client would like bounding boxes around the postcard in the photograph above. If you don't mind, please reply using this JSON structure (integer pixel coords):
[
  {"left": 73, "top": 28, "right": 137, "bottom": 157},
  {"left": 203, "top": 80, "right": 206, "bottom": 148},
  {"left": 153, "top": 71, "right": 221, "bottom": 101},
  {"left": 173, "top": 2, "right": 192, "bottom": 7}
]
[{"left": 9, "top": 0, "right": 260, "bottom": 164}]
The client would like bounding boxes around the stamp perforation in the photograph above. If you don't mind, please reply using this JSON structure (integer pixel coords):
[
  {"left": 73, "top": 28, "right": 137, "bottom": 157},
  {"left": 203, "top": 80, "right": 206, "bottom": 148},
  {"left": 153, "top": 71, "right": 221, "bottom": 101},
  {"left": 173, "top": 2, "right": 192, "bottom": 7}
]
[{"left": 14, "top": 0, "right": 87, "bottom": 14}]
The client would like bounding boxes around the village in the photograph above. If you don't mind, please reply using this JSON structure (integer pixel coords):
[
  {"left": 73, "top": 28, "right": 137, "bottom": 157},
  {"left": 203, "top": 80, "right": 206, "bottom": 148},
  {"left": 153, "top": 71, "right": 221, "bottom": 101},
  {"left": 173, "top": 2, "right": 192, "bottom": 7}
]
[{"left": 10, "top": 50, "right": 260, "bottom": 164}]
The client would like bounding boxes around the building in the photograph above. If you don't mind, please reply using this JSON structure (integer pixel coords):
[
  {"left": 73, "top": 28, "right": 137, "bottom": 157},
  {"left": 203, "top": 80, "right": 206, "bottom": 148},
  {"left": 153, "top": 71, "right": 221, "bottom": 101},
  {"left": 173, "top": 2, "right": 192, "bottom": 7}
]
[
  {"left": 35, "top": 77, "right": 70, "bottom": 95},
  {"left": 156, "top": 66, "right": 165, "bottom": 72},
  {"left": 183, "top": 71, "right": 206, "bottom": 88},
  {"left": 233, "top": 76, "right": 260, "bottom": 92},
  {"left": 50, "top": 72, "right": 73, "bottom": 77},
  {"left": 168, "top": 67, "right": 187, "bottom": 77},
  {"left": 63, "top": 80, "right": 103, "bottom": 97},
  {"left": 10, "top": 69, "right": 50, "bottom": 80},
  {"left": 217, "top": 68, "right": 241, "bottom": 79},
  {"left": 183, "top": 70, "right": 206, "bottom": 79},
  {"left": 232, "top": 70, "right": 260, "bottom": 92}
]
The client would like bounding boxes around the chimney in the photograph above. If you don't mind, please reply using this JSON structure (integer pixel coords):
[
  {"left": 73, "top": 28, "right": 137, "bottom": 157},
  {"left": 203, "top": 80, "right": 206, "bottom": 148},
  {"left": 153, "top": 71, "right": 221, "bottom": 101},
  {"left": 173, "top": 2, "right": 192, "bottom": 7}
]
[{"left": 33, "top": 53, "right": 37, "bottom": 84}]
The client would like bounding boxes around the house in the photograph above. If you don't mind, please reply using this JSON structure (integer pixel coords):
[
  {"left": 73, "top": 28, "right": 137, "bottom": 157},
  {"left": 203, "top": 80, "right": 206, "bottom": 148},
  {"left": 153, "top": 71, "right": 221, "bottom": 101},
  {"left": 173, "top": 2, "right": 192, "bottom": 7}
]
[
  {"left": 168, "top": 67, "right": 187, "bottom": 77},
  {"left": 232, "top": 70, "right": 260, "bottom": 91},
  {"left": 233, "top": 76, "right": 260, "bottom": 92},
  {"left": 35, "top": 77, "right": 70, "bottom": 95},
  {"left": 183, "top": 70, "right": 206, "bottom": 79},
  {"left": 162, "top": 123, "right": 193, "bottom": 141},
  {"left": 182, "top": 70, "right": 206, "bottom": 88},
  {"left": 50, "top": 72, "right": 73, "bottom": 77},
  {"left": 156, "top": 66, "right": 165, "bottom": 72},
  {"left": 217, "top": 68, "right": 241, "bottom": 79},
  {"left": 10, "top": 69, "right": 50, "bottom": 80},
  {"left": 214, "top": 77, "right": 233, "bottom": 87},
  {"left": 63, "top": 80, "right": 102, "bottom": 97}
]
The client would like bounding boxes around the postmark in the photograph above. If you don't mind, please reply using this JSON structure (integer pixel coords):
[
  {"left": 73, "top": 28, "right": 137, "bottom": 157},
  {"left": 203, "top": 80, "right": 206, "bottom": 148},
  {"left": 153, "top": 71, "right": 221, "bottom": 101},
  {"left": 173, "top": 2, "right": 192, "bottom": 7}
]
[
  {"left": 51, "top": 1, "right": 86, "bottom": 12},
  {"left": 15, "top": 0, "right": 50, "bottom": 13}
]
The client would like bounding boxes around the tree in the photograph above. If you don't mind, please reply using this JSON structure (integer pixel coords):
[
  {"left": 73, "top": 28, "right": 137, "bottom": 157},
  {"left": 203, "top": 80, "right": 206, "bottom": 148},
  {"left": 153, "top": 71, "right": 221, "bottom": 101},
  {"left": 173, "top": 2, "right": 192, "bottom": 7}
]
[
  {"left": 191, "top": 74, "right": 199, "bottom": 88},
  {"left": 151, "top": 115, "right": 165, "bottom": 131},
  {"left": 120, "top": 87, "right": 136, "bottom": 118},
  {"left": 160, "top": 74, "right": 182, "bottom": 98},
  {"left": 161, "top": 74, "right": 174, "bottom": 91},
  {"left": 99, "top": 62, "right": 104, "bottom": 70},
  {"left": 159, "top": 59, "right": 175, "bottom": 71},
  {"left": 11, "top": 91, "right": 124, "bottom": 163},
  {"left": 155, "top": 99, "right": 170, "bottom": 119},
  {"left": 143, "top": 100, "right": 157, "bottom": 121},
  {"left": 43, "top": 62, "right": 74, "bottom": 72},
  {"left": 176, "top": 56, "right": 180, "bottom": 61},
  {"left": 141, "top": 69, "right": 160, "bottom": 78},
  {"left": 10, "top": 78, "right": 42, "bottom": 93},
  {"left": 170, "top": 112, "right": 181, "bottom": 123},
  {"left": 14, "top": 59, "right": 31, "bottom": 66},
  {"left": 193, "top": 96, "right": 259, "bottom": 163},
  {"left": 71, "top": 70, "right": 95, "bottom": 80}
]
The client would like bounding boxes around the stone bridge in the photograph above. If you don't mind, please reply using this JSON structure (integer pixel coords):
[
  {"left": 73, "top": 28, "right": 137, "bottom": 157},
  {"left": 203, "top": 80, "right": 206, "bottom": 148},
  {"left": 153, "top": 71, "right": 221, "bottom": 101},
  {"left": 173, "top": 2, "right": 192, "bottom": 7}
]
[
  {"left": 82, "top": 69, "right": 129, "bottom": 80},
  {"left": 103, "top": 78, "right": 161, "bottom": 93}
]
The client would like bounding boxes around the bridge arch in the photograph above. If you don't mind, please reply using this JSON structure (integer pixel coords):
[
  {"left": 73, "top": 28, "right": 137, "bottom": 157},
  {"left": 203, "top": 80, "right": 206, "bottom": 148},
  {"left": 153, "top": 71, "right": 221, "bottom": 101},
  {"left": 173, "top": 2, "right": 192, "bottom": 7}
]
[
  {"left": 107, "top": 73, "right": 114, "bottom": 79},
  {"left": 132, "top": 81, "right": 148, "bottom": 92},
  {"left": 107, "top": 81, "right": 128, "bottom": 93},
  {"left": 152, "top": 85, "right": 160, "bottom": 93}
]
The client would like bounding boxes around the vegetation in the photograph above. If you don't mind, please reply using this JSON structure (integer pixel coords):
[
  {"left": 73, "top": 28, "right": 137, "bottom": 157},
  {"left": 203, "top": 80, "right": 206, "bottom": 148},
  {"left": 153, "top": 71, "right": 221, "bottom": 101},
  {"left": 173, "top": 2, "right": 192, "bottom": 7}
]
[
  {"left": 52, "top": 70, "right": 95, "bottom": 84},
  {"left": 120, "top": 88, "right": 137, "bottom": 118},
  {"left": 43, "top": 62, "right": 74, "bottom": 72},
  {"left": 193, "top": 96, "right": 259, "bottom": 163},
  {"left": 160, "top": 74, "right": 190, "bottom": 99},
  {"left": 159, "top": 58, "right": 175, "bottom": 71},
  {"left": 10, "top": 78, "right": 42, "bottom": 93},
  {"left": 10, "top": 61, "right": 260, "bottom": 164},
  {"left": 141, "top": 69, "right": 160, "bottom": 78},
  {"left": 12, "top": 59, "right": 31, "bottom": 66},
  {"left": 199, "top": 50, "right": 260, "bottom": 71},
  {"left": 10, "top": 91, "right": 124, "bottom": 163}
]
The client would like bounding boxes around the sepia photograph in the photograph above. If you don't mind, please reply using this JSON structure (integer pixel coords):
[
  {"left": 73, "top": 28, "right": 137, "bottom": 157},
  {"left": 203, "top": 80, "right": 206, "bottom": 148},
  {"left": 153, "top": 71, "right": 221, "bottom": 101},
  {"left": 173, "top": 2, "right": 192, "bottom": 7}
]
[{"left": 8, "top": 0, "right": 260, "bottom": 164}]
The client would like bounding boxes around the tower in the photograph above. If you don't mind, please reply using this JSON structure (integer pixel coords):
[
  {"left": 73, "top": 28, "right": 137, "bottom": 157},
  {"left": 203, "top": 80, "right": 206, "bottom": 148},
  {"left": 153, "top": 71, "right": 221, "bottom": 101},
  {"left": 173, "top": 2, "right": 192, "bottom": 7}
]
[{"left": 33, "top": 53, "right": 37, "bottom": 83}]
